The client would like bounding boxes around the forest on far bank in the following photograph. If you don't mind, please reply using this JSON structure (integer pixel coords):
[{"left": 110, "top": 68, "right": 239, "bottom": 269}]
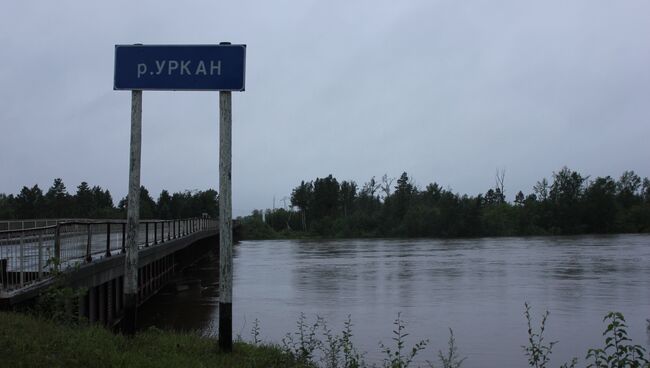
[
  {"left": 0, "top": 179, "right": 218, "bottom": 221},
  {"left": 239, "top": 167, "right": 650, "bottom": 239},
  {"left": 2, "top": 167, "right": 649, "bottom": 240}
]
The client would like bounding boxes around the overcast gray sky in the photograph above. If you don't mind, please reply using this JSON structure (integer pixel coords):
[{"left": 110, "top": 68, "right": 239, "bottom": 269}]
[{"left": 1, "top": 1, "right": 649, "bottom": 216}]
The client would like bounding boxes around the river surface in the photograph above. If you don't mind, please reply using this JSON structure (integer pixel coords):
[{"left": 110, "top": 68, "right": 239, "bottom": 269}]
[{"left": 138, "top": 234, "right": 650, "bottom": 367}]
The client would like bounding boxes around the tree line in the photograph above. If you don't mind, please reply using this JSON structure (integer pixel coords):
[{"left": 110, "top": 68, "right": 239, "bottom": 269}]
[
  {"left": 240, "top": 168, "right": 650, "bottom": 239},
  {"left": 0, "top": 178, "right": 218, "bottom": 220}
]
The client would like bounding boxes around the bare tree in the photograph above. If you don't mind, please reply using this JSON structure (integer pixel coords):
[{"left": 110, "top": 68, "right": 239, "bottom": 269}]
[
  {"left": 533, "top": 178, "right": 549, "bottom": 202},
  {"left": 280, "top": 196, "right": 290, "bottom": 210},
  {"left": 495, "top": 168, "right": 506, "bottom": 203},
  {"left": 362, "top": 176, "right": 380, "bottom": 198},
  {"left": 495, "top": 168, "right": 505, "bottom": 194},
  {"left": 380, "top": 174, "right": 395, "bottom": 200}
]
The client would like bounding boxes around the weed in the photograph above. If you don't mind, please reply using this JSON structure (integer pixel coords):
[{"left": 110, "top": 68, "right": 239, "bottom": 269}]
[
  {"left": 252, "top": 318, "right": 261, "bottom": 345},
  {"left": 585, "top": 312, "right": 649, "bottom": 368},
  {"left": 428, "top": 328, "right": 465, "bottom": 368},
  {"left": 321, "top": 317, "right": 342, "bottom": 368},
  {"left": 522, "top": 304, "right": 650, "bottom": 368},
  {"left": 33, "top": 257, "right": 86, "bottom": 324},
  {"left": 340, "top": 316, "right": 365, "bottom": 368},
  {"left": 379, "top": 312, "right": 428, "bottom": 368},
  {"left": 319, "top": 315, "right": 365, "bottom": 368},
  {"left": 522, "top": 302, "right": 558, "bottom": 368},
  {"left": 282, "top": 313, "right": 322, "bottom": 363},
  {"left": 561, "top": 358, "right": 578, "bottom": 368}
]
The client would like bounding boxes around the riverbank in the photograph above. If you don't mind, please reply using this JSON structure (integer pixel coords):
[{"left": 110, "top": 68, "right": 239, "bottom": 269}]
[
  {"left": 238, "top": 218, "right": 648, "bottom": 241},
  {"left": 0, "top": 311, "right": 310, "bottom": 368}
]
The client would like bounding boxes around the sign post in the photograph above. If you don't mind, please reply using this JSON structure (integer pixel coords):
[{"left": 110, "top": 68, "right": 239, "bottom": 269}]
[
  {"left": 114, "top": 44, "right": 245, "bottom": 346},
  {"left": 123, "top": 89, "right": 142, "bottom": 335},
  {"left": 219, "top": 89, "right": 233, "bottom": 351}
]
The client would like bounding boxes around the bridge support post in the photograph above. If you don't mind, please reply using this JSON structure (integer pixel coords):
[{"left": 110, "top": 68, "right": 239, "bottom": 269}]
[
  {"left": 99, "top": 283, "right": 106, "bottom": 325},
  {"left": 19, "top": 232, "right": 24, "bottom": 287},
  {"left": 107, "top": 280, "right": 114, "bottom": 325},
  {"left": 86, "top": 224, "right": 92, "bottom": 263},
  {"left": 89, "top": 286, "right": 97, "bottom": 323},
  {"left": 218, "top": 88, "right": 233, "bottom": 352},
  {"left": 0, "top": 259, "right": 7, "bottom": 289},
  {"left": 54, "top": 225, "right": 61, "bottom": 265},
  {"left": 121, "top": 223, "right": 126, "bottom": 254},
  {"left": 123, "top": 89, "right": 142, "bottom": 335},
  {"left": 38, "top": 233, "right": 44, "bottom": 278},
  {"left": 79, "top": 292, "right": 88, "bottom": 322},
  {"left": 105, "top": 223, "right": 112, "bottom": 258}
]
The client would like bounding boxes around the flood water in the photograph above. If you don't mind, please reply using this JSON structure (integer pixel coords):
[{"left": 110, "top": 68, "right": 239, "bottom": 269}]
[{"left": 138, "top": 234, "right": 650, "bottom": 367}]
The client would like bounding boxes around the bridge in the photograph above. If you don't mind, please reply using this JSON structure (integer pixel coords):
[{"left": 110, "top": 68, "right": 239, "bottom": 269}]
[{"left": 0, "top": 217, "right": 228, "bottom": 327}]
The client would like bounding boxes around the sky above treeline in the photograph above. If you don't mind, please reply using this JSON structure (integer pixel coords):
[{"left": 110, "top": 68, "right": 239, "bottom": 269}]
[{"left": 1, "top": 1, "right": 649, "bottom": 216}]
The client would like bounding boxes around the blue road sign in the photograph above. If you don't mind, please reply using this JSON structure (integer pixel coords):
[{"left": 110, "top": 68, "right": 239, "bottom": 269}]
[{"left": 114, "top": 44, "right": 246, "bottom": 91}]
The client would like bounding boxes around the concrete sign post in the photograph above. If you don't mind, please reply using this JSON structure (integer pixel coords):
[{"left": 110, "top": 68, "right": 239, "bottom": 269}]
[
  {"left": 123, "top": 89, "right": 142, "bottom": 335},
  {"left": 219, "top": 89, "right": 233, "bottom": 351},
  {"left": 114, "top": 44, "right": 245, "bottom": 346}
]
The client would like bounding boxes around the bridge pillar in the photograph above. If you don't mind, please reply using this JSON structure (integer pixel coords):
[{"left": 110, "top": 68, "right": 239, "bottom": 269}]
[
  {"left": 98, "top": 283, "right": 106, "bottom": 325},
  {"left": 88, "top": 286, "right": 97, "bottom": 323},
  {"left": 78, "top": 292, "right": 88, "bottom": 322},
  {"left": 116, "top": 276, "right": 123, "bottom": 316},
  {"left": 153, "top": 261, "right": 158, "bottom": 291},
  {"left": 0, "top": 259, "right": 7, "bottom": 289},
  {"left": 107, "top": 280, "right": 114, "bottom": 325}
]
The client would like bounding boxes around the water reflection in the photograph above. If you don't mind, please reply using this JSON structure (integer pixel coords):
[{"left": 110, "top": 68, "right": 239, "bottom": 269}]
[
  {"left": 138, "top": 252, "right": 220, "bottom": 332},
  {"left": 139, "top": 234, "right": 650, "bottom": 368}
]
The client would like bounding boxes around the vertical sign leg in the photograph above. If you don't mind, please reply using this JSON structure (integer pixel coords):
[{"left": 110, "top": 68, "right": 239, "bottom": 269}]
[
  {"left": 218, "top": 91, "right": 233, "bottom": 351},
  {"left": 123, "top": 89, "right": 142, "bottom": 335}
]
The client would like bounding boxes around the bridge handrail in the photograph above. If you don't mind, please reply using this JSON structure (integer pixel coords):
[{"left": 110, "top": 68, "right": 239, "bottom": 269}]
[{"left": 0, "top": 218, "right": 216, "bottom": 236}]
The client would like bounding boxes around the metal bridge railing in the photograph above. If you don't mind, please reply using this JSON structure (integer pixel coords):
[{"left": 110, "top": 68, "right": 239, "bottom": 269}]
[
  {"left": 0, "top": 219, "right": 71, "bottom": 232},
  {"left": 0, "top": 217, "right": 218, "bottom": 294}
]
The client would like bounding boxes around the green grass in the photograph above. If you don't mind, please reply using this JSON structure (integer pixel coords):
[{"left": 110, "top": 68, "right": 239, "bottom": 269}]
[{"left": 0, "top": 311, "right": 312, "bottom": 368}]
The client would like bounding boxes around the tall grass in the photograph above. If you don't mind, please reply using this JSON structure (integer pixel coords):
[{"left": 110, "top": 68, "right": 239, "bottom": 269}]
[
  {"left": 254, "top": 306, "right": 649, "bottom": 368},
  {"left": 4, "top": 302, "right": 649, "bottom": 368},
  {"left": 252, "top": 313, "right": 463, "bottom": 368},
  {"left": 0, "top": 311, "right": 311, "bottom": 368}
]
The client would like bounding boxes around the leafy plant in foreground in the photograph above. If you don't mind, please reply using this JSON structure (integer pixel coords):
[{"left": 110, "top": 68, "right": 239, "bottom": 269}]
[
  {"left": 522, "top": 302, "right": 560, "bottom": 368},
  {"left": 33, "top": 257, "right": 87, "bottom": 325},
  {"left": 586, "top": 312, "right": 649, "bottom": 368},
  {"left": 282, "top": 313, "right": 322, "bottom": 364},
  {"left": 380, "top": 313, "right": 428, "bottom": 368},
  {"left": 320, "top": 315, "right": 365, "bottom": 368},
  {"left": 251, "top": 318, "right": 261, "bottom": 345},
  {"left": 321, "top": 317, "right": 342, "bottom": 368},
  {"left": 340, "top": 316, "right": 365, "bottom": 368}
]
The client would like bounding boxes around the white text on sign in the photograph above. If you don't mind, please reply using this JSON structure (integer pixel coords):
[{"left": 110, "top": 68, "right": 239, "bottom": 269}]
[{"left": 137, "top": 60, "right": 222, "bottom": 78}]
